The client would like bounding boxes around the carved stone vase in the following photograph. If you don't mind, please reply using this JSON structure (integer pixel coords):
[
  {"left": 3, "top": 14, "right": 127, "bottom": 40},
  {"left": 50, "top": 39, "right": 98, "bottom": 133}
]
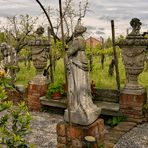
[
  {"left": 28, "top": 27, "right": 50, "bottom": 84},
  {"left": 122, "top": 45, "right": 145, "bottom": 91},
  {"left": 118, "top": 18, "right": 148, "bottom": 93},
  {"left": 31, "top": 42, "right": 49, "bottom": 75}
]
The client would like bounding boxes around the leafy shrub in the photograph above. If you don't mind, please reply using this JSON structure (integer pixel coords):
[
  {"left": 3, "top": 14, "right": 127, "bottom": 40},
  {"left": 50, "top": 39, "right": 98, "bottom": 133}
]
[
  {"left": 46, "top": 82, "right": 65, "bottom": 99},
  {"left": 99, "top": 144, "right": 105, "bottom": 148},
  {"left": 0, "top": 70, "right": 32, "bottom": 148},
  {"left": 106, "top": 116, "right": 127, "bottom": 126}
]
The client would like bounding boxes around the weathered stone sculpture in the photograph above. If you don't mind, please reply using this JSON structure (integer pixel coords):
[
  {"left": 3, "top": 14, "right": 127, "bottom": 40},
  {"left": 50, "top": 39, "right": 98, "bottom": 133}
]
[
  {"left": 118, "top": 18, "right": 148, "bottom": 93},
  {"left": 118, "top": 18, "right": 148, "bottom": 121},
  {"left": 64, "top": 24, "right": 101, "bottom": 125},
  {"left": 27, "top": 27, "right": 50, "bottom": 111},
  {"left": 0, "top": 42, "right": 9, "bottom": 70},
  {"left": 29, "top": 26, "right": 50, "bottom": 84},
  {"left": 0, "top": 42, "right": 17, "bottom": 81}
]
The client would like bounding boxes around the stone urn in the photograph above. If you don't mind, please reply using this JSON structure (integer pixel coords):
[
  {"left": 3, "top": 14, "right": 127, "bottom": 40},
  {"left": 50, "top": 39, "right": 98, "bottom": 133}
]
[
  {"left": 31, "top": 42, "right": 49, "bottom": 75},
  {"left": 28, "top": 27, "right": 50, "bottom": 84},
  {"left": 118, "top": 18, "right": 148, "bottom": 93}
]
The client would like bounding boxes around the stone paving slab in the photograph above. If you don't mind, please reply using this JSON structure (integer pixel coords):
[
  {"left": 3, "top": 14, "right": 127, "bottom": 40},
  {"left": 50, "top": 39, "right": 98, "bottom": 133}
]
[
  {"left": 113, "top": 121, "right": 137, "bottom": 132},
  {"left": 104, "top": 130, "right": 124, "bottom": 144}
]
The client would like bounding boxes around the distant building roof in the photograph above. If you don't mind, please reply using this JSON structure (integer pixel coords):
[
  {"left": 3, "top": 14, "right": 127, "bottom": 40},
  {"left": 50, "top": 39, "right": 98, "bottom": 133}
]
[{"left": 85, "top": 37, "right": 102, "bottom": 48}]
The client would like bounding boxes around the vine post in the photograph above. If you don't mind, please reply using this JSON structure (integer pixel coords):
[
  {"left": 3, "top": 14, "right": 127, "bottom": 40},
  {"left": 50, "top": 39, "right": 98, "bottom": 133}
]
[
  {"left": 111, "top": 20, "right": 120, "bottom": 90},
  {"left": 59, "top": 0, "right": 72, "bottom": 146}
]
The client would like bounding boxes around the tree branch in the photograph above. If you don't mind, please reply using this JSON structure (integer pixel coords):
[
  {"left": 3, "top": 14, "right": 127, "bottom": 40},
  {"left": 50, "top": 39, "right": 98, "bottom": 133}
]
[{"left": 36, "top": 0, "right": 60, "bottom": 42}]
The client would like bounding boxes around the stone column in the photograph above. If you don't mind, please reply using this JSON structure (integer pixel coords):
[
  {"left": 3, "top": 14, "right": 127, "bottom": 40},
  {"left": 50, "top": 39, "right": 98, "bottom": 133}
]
[
  {"left": 27, "top": 27, "right": 50, "bottom": 111},
  {"left": 118, "top": 18, "right": 148, "bottom": 122}
]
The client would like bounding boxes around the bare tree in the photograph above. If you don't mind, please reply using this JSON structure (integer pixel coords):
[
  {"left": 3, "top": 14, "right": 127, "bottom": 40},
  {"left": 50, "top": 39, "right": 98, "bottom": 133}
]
[
  {"left": 78, "top": 0, "right": 89, "bottom": 23},
  {"left": 3, "top": 14, "right": 38, "bottom": 53},
  {"left": 1, "top": 15, "right": 38, "bottom": 81},
  {"left": 36, "top": 0, "right": 89, "bottom": 83},
  {"left": 36, "top": 0, "right": 89, "bottom": 43}
]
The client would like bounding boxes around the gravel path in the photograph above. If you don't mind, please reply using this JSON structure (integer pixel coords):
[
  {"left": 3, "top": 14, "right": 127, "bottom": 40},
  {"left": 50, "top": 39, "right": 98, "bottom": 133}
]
[
  {"left": 115, "top": 123, "right": 148, "bottom": 148},
  {"left": 26, "top": 112, "right": 148, "bottom": 148},
  {"left": 26, "top": 112, "right": 63, "bottom": 148}
]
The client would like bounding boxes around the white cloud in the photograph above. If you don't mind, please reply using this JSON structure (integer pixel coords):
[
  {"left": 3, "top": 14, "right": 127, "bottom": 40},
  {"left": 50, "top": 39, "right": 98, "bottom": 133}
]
[{"left": 0, "top": 0, "right": 148, "bottom": 38}]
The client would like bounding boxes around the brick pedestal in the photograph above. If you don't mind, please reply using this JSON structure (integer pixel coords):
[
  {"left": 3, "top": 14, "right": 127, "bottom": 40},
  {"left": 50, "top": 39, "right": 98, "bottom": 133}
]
[
  {"left": 27, "top": 75, "right": 49, "bottom": 111},
  {"left": 57, "top": 119, "right": 105, "bottom": 148},
  {"left": 120, "top": 90, "right": 147, "bottom": 122}
]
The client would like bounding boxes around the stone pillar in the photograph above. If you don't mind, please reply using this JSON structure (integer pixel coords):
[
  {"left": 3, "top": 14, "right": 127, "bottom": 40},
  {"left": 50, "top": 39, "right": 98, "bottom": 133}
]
[
  {"left": 57, "top": 119, "right": 105, "bottom": 148},
  {"left": 118, "top": 18, "right": 148, "bottom": 122},
  {"left": 27, "top": 27, "right": 50, "bottom": 111}
]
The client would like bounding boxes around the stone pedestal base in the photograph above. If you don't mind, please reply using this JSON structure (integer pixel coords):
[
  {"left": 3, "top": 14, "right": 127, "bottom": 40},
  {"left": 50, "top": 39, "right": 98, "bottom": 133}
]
[
  {"left": 27, "top": 75, "right": 49, "bottom": 111},
  {"left": 57, "top": 119, "right": 105, "bottom": 148},
  {"left": 120, "top": 89, "right": 147, "bottom": 121},
  {"left": 64, "top": 108, "right": 100, "bottom": 126}
]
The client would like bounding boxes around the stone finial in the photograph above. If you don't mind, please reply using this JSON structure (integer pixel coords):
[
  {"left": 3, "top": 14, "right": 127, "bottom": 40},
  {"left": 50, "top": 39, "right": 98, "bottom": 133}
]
[
  {"left": 129, "top": 18, "right": 142, "bottom": 36},
  {"left": 118, "top": 18, "right": 148, "bottom": 93},
  {"left": 117, "top": 18, "right": 148, "bottom": 46}
]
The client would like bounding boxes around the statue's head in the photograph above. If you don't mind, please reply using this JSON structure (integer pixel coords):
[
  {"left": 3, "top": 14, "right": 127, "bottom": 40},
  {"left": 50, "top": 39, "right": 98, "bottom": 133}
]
[
  {"left": 74, "top": 24, "right": 87, "bottom": 35},
  {"left": 130, "top": 18, "right": 142, "bottom": 35},
  {"left": 36, "top": 26, "right": 44, "bottom": 36}
]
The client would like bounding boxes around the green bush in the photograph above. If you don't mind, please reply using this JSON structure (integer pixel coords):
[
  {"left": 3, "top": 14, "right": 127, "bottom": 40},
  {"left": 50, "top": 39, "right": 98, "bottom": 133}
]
[
  {"left": 46, "top": 82, "right": 65, "bottom": 99},
  {"left": 0, "top": 72, "right": 32, "bottom": 148},
  {"left": 106, "top": 116, "right": 127, "bottom": 126}
]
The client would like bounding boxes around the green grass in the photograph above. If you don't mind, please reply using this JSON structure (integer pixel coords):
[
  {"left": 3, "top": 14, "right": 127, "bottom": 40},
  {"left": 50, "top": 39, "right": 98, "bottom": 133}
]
[
  {"left": 16, "top": 56, "right": 148, "bottom": 95},
  {"left": 53, "top": 59, "right": 65, "bottom": 84},
  {"left": 90, "top": 56, "right": 126, "bottom": 89},
  {"left": 139, "top": 70, "right": 148, "bottom": 94},
  {"left": 15, "top": 62, "right": 36, "bottom": 86},
  {"left": 15, "top": 60, "right": 65, "bottom": 86}
]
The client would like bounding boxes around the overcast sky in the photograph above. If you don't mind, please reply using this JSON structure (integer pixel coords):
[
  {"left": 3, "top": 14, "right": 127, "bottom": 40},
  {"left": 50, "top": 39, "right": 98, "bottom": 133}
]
[{"left": 0, "top": 0, "right": 148, "bottom": 39}]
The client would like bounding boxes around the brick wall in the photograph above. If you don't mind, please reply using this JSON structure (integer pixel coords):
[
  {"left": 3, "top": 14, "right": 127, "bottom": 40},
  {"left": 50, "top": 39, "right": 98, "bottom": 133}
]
[
  {"left": 27, "top": 83, "right": 48, "bottom": 111},
  {"left": 57, "top": 119, "right": 105, "bottom": 148}
]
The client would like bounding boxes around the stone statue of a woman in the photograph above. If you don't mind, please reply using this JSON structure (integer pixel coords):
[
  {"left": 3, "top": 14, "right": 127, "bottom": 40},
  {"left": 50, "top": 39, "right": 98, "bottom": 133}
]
[{"left": 64, "top": 24, "right": 100, "bottom": 125}]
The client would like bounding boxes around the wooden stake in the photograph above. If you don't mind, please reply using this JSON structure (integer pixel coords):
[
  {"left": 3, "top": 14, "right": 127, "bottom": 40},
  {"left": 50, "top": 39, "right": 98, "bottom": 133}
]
[
  {"left": 59, "top": 0, "right": 72, "bottom": 145},
  {"left": 47, "top": 27, "right": 54, "bottom": 83},
  {"left": 111, "top": 20, "right": 120, "bottom": 90}
]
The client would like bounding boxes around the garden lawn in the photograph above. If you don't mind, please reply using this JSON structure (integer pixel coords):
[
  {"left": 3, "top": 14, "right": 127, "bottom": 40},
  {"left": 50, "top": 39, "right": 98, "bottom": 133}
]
[{"left": 16, "top": 56, "right": 148, "bottom": 95}]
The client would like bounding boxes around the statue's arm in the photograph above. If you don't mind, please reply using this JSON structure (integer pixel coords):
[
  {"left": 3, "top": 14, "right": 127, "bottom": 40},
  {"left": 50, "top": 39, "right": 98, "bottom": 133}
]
[{"left": 67, "top": 39, "right": 79, "bottom": 57}]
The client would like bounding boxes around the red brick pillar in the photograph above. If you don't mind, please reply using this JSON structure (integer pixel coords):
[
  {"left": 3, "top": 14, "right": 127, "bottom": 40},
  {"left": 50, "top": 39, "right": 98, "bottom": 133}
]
[
  {"left": 27, "top": 76, "right": 49, "bottom": 111},
  {"left": 120, "top": 90, "right": 147, "bottom": 122},
  {"left": 57, "top": 119, "right": 105, "bottom": 148}
]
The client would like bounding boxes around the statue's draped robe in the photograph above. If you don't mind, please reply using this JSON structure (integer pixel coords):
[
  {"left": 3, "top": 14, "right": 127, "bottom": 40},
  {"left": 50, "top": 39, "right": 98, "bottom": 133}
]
[{"left": 65, "top": 35, "right": 99, "bottom": 125}]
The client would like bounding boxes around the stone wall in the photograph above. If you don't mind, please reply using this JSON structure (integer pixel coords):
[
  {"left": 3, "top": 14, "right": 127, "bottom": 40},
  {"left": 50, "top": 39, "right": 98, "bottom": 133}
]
[{"left": 93, "top": 88, "right": 119, "bottom": 103}]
